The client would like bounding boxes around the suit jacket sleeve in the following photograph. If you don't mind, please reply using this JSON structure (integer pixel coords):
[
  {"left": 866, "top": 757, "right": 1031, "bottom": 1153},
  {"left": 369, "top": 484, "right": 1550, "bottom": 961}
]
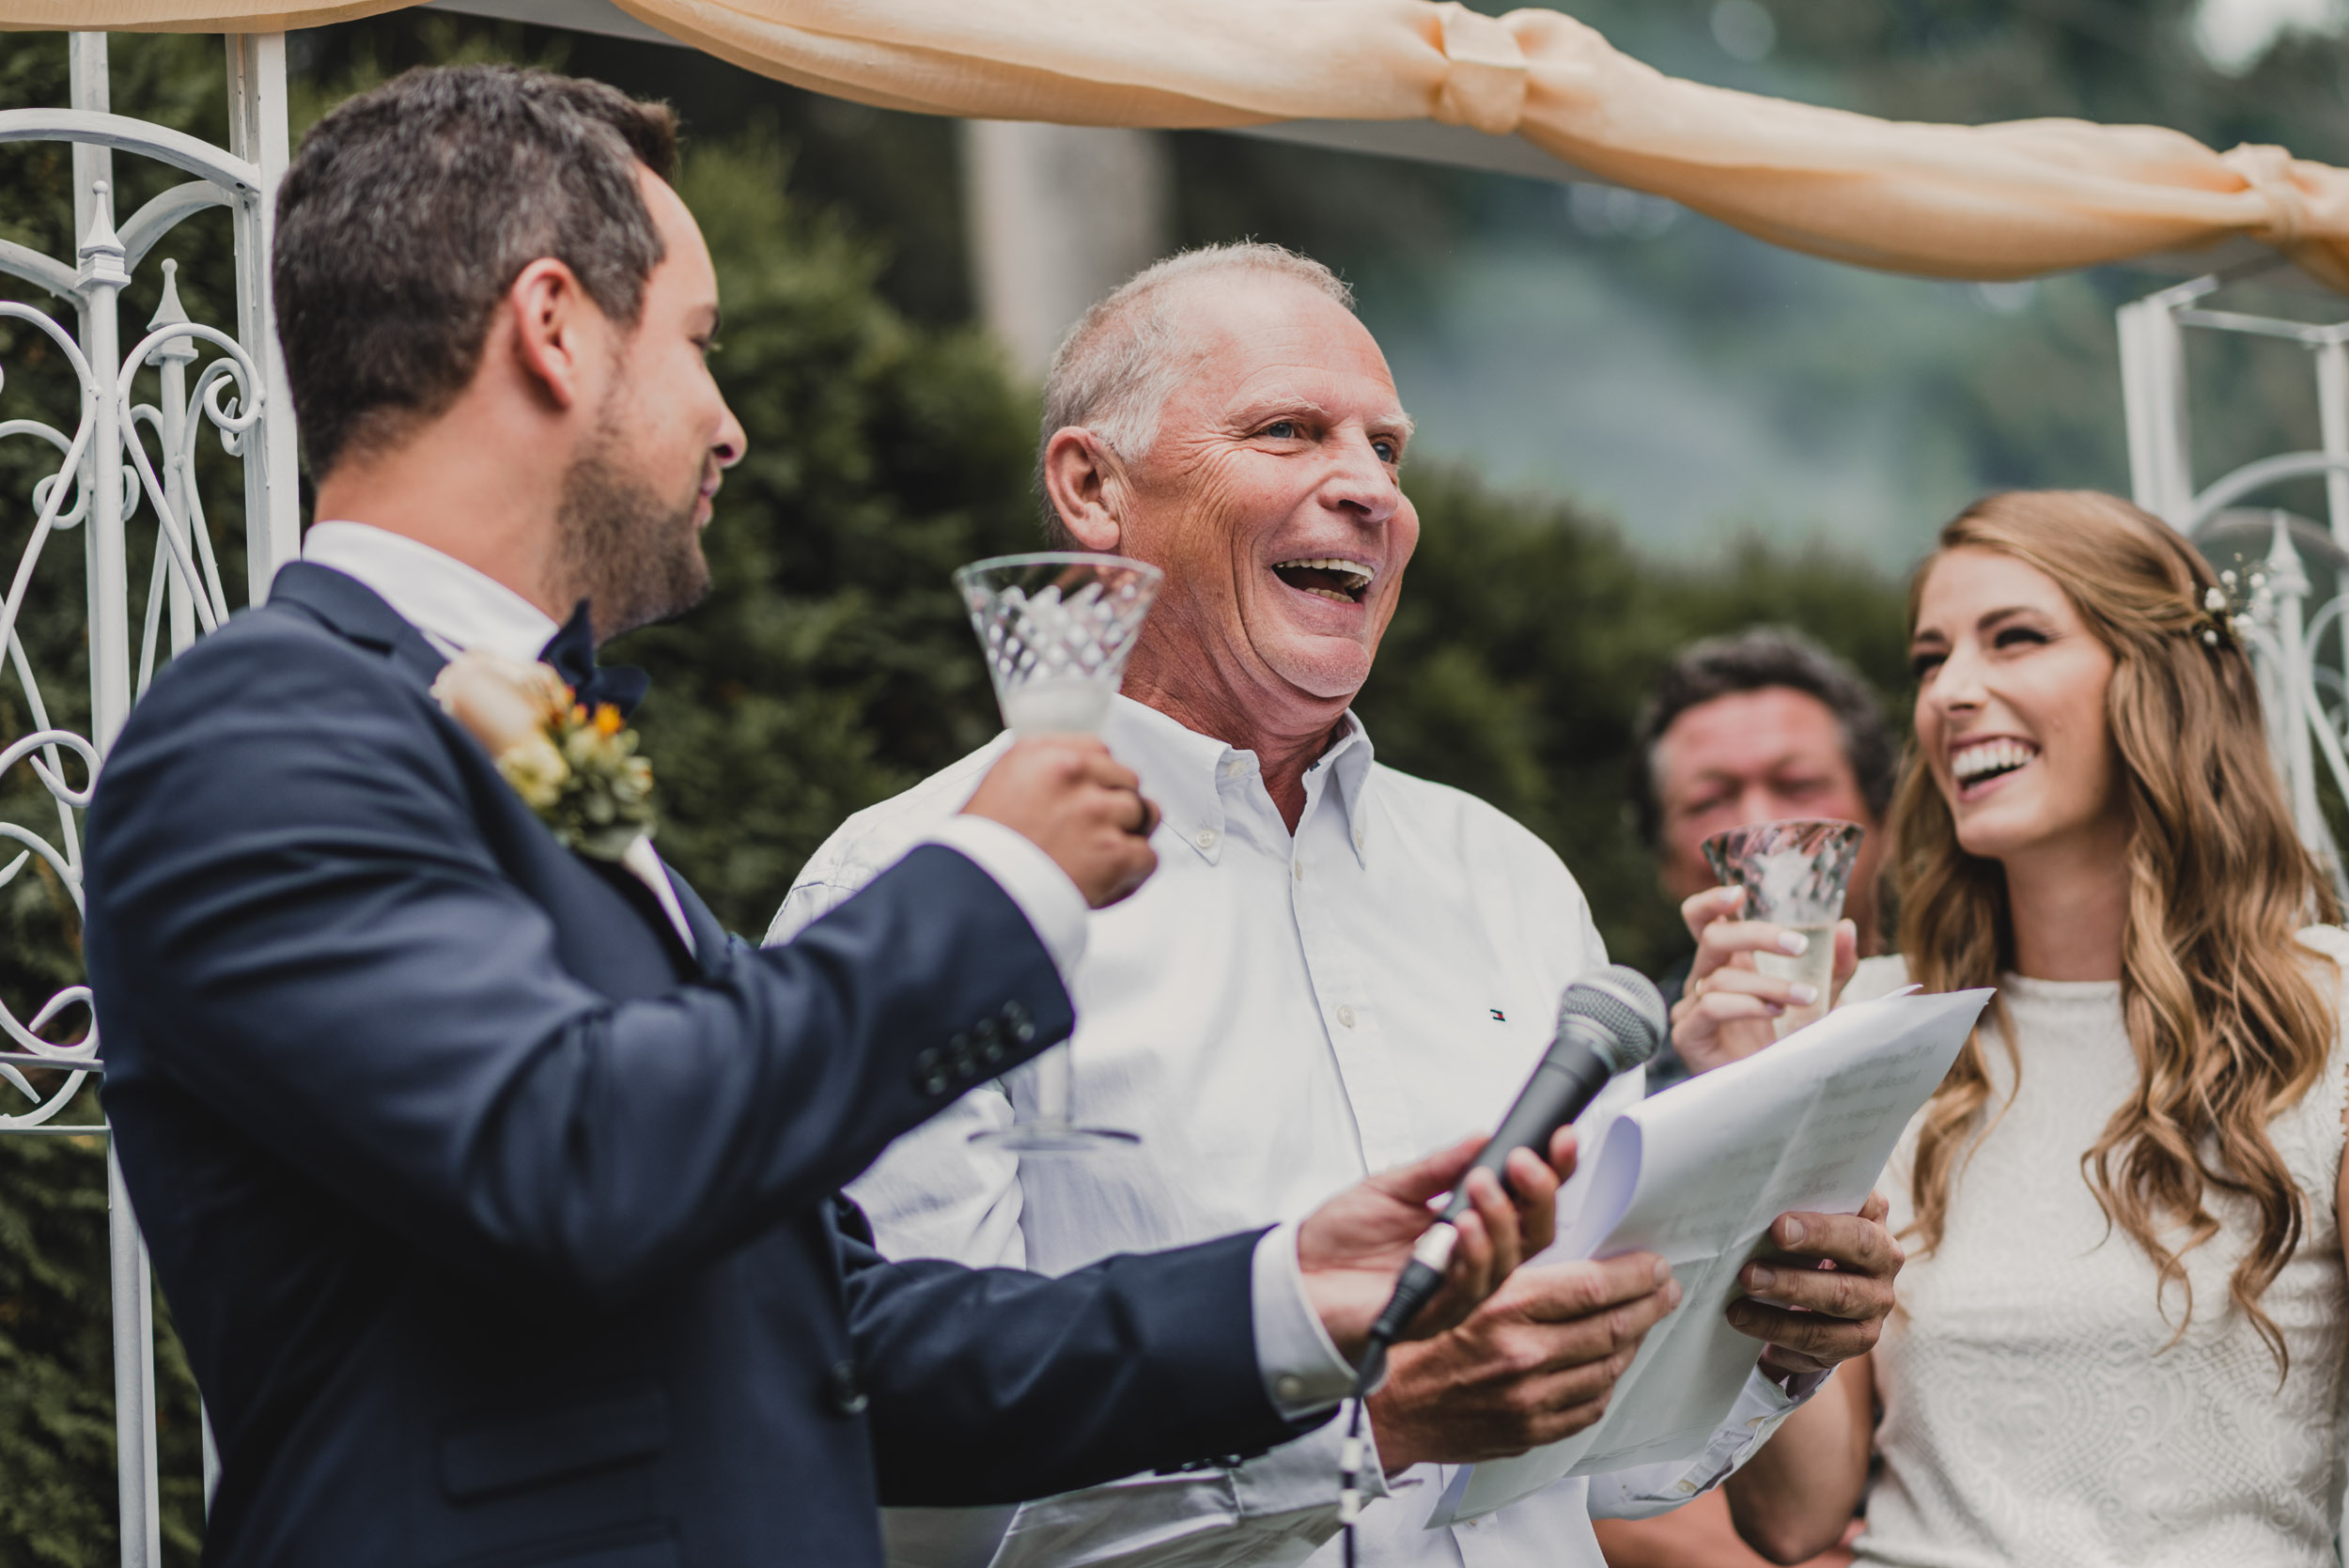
[
  {"left": 84, "top": 626, "right": 1073, "bottom": 1308},
  {"left": 833, "top": 1206, "right": 1313, "bottom": 1506}
]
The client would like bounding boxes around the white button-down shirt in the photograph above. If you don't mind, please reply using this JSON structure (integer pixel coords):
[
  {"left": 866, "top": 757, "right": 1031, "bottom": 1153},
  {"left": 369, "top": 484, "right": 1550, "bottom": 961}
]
[{"left": 772, "top": 696, "right": 1809, "bottom": 1568}]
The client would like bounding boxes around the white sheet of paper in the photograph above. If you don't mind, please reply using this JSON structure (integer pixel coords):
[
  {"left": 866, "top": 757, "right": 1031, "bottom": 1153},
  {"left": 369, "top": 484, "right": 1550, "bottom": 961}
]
[{"left": 1426, "top": 986, "right": 1990, "bottom": 1528}]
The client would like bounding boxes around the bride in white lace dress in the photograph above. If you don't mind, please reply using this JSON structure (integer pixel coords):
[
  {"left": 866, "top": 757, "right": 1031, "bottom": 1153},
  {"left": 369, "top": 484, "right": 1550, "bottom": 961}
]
[{"left": 1675, "top": 490, "right": 2349, "bottom": 1568}]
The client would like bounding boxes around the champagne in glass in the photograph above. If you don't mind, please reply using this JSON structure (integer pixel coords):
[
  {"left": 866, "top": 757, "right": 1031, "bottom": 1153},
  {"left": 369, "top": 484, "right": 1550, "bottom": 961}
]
[
  {"left": 953, "top": 551, "right": 1164, "bottom": 1151},
  {"left": 1702, "top": 818, "right": 1865, "bottom": 1039},
  {"left": 1000, "top": 676, "right": 1114, "bottom": 736},
  {"left": 1751, "top": 925, "right": 1839, "bottom": 1034}
]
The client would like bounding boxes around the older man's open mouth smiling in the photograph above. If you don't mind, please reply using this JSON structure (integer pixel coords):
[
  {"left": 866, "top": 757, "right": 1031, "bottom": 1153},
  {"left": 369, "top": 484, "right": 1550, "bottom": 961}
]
[{"left": 1270, "top": 554, "right": 1376, "bottom": 604}]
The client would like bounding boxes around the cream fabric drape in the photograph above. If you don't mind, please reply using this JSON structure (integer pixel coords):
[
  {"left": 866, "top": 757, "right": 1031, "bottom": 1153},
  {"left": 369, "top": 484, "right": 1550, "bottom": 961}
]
[{"left": 25, "top": 0, "right": 2349, "bottom": 291}]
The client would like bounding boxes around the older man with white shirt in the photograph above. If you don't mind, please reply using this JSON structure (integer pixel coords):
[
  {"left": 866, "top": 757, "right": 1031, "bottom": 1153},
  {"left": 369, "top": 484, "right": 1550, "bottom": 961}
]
[{"left": 771, "top": 244, "right": 1897, "bottom": 1568}]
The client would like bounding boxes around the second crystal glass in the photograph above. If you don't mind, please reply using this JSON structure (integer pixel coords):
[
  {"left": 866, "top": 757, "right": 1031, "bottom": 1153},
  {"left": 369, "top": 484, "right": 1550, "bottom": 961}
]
[
  {"left": 1701, "top": 817, "right": 1864, "bottom": 1037},
  {"left": 953, "top": 551, "right": 1164, "bottom": 1151}
]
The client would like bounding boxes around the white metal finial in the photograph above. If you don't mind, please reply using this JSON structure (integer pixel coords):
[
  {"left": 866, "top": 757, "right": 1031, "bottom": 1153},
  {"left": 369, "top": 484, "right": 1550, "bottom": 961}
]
[
  {"left": 148, "top": 258, "right": 187, "bottom": 326},
  {"left": 2265, "top": 510, "right": 2313, "bottom": 600},
  {"left": 77, "top": 177, "right": 129, "bottom": 290},
  {"left": 147, "top": 259, "right": 199, "bottom": 365}
]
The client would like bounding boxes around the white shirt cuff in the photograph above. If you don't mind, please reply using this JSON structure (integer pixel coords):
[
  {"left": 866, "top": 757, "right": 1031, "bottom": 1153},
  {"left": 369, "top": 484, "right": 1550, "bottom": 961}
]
[
  {"left": 1249, "top": 1222, "right": 1358, "bottom": 1419},
  {"left": 1588, "top": 1363, "right": 1826, "bottom": 1516},
  {"left": 916, "top": 815, "right": 1089, "bottom": 982}
]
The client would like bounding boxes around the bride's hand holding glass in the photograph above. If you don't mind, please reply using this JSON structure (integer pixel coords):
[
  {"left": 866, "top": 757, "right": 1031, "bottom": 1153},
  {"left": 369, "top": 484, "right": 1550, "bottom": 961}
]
[{"left": 1670, "top": 888, "right": 1859, "bottom": 1076}]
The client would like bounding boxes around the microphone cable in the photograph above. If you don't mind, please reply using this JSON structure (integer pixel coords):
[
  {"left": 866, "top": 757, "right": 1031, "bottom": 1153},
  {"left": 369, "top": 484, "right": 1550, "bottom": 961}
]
[
  {"left": 1336, "top": 1219, "right": 1463, "bottom": 1567},
  {"left": 1339, "top": 1355, "right": 1375, "bottom": 1568}
]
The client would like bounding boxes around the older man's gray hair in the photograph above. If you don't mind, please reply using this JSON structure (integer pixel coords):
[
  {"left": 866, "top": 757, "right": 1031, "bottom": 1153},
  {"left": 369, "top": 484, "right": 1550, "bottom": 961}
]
[{"left": 1035, "top": 243, "right": 1354, "bottom": 543}]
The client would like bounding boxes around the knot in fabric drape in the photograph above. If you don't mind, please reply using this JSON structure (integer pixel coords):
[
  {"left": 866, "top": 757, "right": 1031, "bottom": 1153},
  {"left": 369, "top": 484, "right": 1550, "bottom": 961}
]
[
  {"left": 1427, "top": 3, "right": 1525, "bottom": 137},
  {"left": 2224, "top": 143, "right": 2312, "bottom": 247}
]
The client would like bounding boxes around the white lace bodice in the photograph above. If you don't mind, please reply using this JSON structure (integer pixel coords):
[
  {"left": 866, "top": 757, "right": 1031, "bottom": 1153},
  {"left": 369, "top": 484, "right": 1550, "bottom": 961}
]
[{"left": 1847, "top": 934, "right": 2349, "bottom": 1568}]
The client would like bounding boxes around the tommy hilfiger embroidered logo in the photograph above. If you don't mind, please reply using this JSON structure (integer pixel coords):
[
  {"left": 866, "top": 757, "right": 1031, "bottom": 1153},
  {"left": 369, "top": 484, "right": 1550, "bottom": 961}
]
[{"left": 1489, "top": 1009, "right": 1506, "bottom": 1022}]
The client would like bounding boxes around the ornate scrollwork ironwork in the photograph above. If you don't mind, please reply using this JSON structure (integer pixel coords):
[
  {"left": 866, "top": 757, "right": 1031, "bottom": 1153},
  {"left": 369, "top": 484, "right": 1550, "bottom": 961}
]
[
  {"left": 0, "top": 298, "right": 102, "bottom": 1130},
  {"left": 0, "top": 216, "right": 260, "bottom": 1132}
]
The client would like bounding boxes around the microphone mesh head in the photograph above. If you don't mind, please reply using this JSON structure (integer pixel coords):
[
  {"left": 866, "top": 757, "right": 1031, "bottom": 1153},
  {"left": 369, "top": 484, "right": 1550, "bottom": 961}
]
[{"left": 1556, "top": 966, "right": 1670, "bottom": 1074}]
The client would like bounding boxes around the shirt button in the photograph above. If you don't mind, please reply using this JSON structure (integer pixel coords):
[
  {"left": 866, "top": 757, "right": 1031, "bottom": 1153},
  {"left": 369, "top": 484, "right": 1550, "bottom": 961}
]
[
  {"left": 1275, "top": 1374, "right": 1305, "bottom": 1404},
  {"left": 1336, "top": 1004, "right": 1357, "bottom": 1029},
  {"left": 1354, "top": 829, "right": 1365, "bottom": 847},
  {"left": 1195, "top": 829, "right": 1218, "bottom": 850},
  {"left": 1292, "top": 862, "right": 1305, "bottom": 881}
]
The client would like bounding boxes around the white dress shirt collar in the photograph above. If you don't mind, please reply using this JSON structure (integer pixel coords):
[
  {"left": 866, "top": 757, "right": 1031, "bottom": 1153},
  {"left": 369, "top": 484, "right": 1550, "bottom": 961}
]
[
  {"left": 303, "top": 520, "right": 559, "bottom": 663},
  {"left": 1104, "top": 695, "right": 1377, "bottom": 869}
]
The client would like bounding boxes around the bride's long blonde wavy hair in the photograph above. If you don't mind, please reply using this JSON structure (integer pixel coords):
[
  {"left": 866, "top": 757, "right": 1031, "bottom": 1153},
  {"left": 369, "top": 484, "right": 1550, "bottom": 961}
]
[{"left": 1892, "top": 490, "right": 2338, "bottom": 1364}]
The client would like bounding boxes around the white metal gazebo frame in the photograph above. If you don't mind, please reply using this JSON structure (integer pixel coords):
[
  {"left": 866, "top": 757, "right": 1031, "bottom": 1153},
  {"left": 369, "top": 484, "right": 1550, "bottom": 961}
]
[
  {"left": 0, "top": 30, "right": 295, "bottom": 1564},
  {"left": 7, "top": 15, "right": 2349, "bottom": 1566},
  {"left": 2123, "top": 272, "right": 2349, "bottom": 895}
]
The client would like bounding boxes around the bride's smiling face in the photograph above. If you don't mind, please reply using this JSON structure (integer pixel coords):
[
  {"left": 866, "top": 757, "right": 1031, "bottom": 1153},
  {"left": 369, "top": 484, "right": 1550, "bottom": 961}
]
[{"left": 1910, "top": 547, "right": 2126, "bottom": 863}]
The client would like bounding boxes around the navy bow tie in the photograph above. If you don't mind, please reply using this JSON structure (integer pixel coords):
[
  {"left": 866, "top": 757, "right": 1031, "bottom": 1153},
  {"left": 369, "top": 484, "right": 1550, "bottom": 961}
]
[{"left": 537, "top": 601, "right": 650, "bottom": 719}]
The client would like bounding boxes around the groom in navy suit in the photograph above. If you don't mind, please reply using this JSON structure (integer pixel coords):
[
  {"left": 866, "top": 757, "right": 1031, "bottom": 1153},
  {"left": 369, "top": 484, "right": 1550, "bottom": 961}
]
[{"left": 82, "top": 66, "right": 1563, "bottom": 1568}]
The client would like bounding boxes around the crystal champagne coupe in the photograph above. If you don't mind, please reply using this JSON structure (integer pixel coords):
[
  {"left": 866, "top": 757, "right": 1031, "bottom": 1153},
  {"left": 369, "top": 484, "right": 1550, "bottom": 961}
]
[
  {"left": 953, "top": 551, "right": 1164, "bottom": 1151},
  {"left": 1701, "top": 818, "right": 1865, "bottom": 1038}
]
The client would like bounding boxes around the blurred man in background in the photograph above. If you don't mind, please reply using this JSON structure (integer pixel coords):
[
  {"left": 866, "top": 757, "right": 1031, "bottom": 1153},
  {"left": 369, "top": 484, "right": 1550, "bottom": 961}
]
[{"left": 1595, "top": 627, "right": 1895, "bottom": 1568}]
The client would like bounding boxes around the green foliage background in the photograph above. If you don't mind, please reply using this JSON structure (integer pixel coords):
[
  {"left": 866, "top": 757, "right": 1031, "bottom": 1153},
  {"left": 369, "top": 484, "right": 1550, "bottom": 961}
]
[{"left": 0, "top": 15, "right": 1990, "bottom": 1563}]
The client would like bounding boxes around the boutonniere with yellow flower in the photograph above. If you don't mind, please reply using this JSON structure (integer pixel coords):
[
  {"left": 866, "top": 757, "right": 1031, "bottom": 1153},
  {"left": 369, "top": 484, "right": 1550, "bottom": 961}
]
[{"left": 431, "top": 650, "right": 656, "bottom": 861}]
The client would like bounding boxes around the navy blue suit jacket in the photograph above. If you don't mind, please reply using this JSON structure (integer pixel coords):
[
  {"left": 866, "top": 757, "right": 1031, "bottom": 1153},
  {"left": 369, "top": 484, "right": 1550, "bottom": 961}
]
[{"left": 85, "top": 564, "right": 1304, "bottom": 1567}]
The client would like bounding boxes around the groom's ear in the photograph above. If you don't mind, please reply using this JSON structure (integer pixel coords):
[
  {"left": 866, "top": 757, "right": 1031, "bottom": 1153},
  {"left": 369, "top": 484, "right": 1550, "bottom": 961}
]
[{"left": 502, "top": 256, "right": 611, "bottom": 416}]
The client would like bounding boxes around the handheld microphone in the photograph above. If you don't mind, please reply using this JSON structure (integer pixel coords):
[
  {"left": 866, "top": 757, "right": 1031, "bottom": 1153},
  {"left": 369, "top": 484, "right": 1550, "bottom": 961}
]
[
  {"left": 1362, "top": 966, "right": 1669, "bottom": 1358},
  {"left": 1336, "top": 967, "right": 1668, "bottom": 1561}
]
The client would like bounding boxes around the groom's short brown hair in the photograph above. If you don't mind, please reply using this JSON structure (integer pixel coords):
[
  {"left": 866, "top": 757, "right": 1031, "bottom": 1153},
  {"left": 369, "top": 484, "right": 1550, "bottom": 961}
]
[{"left": 273, "top": 66, "right": 677, "bottom": 478}]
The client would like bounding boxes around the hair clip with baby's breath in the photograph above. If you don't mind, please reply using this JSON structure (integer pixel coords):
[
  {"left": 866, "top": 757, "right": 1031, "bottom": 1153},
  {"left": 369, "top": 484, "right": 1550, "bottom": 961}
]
[{"left": 2193, "top": 567, "right": 2264, "bottom": 650}]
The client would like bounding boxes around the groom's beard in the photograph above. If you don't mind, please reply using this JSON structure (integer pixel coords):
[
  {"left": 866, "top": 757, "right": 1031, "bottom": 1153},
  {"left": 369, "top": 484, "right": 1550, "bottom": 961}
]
[{"left": 555, "top": 407, "right": 710, "bottom": 642}]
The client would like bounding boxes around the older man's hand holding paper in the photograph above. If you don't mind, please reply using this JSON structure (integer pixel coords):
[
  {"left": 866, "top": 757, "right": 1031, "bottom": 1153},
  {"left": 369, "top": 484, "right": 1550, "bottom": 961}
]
[{"left": 1363, "top": 1173, "right": 1902, "bottom": 1481}]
